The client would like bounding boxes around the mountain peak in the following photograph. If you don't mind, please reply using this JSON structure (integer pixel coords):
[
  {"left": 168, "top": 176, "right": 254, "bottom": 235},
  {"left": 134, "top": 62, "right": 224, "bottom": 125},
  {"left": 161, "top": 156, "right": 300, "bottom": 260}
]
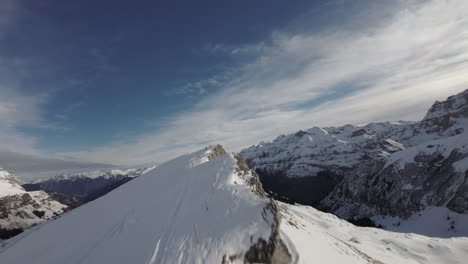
[
  {"left": 0, "top": 168, "right": 25, "bottom": 197},
  {"left": 0, "top": 147, "right": 286, "bottom": 263},
  {"left": 423, "top": 89, "right": 468, "bottom": 125}
]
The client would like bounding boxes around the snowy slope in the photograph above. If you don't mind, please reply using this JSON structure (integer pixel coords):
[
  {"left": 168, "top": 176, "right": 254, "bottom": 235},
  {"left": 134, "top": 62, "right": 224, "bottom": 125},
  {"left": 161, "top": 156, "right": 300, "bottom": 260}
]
[
  {"left": 0, "top": 169, "right": 25, "bottom": 197},
  {"left": 280, "top": 203, "right": 468, "bottom": 264},
  {"left": 2, "top": 146, "right": 468, "bottom": 263},
  {"left": 0, "top": 146, "right": 282, "bottom": 264},
  {"left": 372, "top": 206, "right": 468, "bottom": 238}
]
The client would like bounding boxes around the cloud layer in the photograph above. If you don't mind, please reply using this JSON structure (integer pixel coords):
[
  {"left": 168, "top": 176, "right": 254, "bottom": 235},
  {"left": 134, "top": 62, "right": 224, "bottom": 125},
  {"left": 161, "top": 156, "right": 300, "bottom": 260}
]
[
  {"left": 61, "top": 0, "right": 468, "bottom": 165},
  {"left": 3, "top": 0, "right": 468, "bottom": 166}
]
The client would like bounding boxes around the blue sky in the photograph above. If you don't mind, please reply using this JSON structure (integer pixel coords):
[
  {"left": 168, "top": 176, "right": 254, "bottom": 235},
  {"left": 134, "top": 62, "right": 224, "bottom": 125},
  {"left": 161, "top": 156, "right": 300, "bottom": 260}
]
[{"left": 1, "top": 0, "right": 468, "bottom": 166}]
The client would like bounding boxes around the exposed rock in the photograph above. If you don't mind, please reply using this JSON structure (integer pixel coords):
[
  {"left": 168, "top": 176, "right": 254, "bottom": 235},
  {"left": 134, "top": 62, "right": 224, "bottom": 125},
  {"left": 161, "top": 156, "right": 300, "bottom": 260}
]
[
  {"left": 231, "top": 153, "right": 291, "bottom": 263},
  {"left": 241, "top": 89, "right": 468, "bottom": 222},
  {"left": 208, "top": 144, "right": 227, "bottom": 160},
  {"left": 0, "top": 169, "right": 67, "bottom": 240}
]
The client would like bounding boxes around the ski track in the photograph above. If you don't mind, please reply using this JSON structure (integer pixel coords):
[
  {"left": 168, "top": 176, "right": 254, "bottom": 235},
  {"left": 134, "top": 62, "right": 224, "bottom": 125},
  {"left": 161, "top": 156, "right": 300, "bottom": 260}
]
[
  {"left": 149, "top": 163, "right": 193, "bottom": 264},
  {"left": 74, "top": 209, "right": 135, "bottom": 264}
]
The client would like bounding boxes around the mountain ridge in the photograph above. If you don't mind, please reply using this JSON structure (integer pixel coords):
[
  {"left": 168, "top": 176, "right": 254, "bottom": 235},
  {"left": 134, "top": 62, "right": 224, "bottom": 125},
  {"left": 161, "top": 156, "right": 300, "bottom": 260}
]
[
  {"left": 241, "top": 89, "right": 468, "bottom": 235},
  {"left": 2, "top": 145, "right": 468, "bottom": 263}
]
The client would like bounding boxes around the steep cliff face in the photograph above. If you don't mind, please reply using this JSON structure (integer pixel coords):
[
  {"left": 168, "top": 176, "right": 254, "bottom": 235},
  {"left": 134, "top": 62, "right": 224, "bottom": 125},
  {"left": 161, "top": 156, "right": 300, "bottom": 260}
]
[
  {"left": 240, "top": 123, "right": 406, "bottom": 205},
  {"left": 241, "top": 89, "right": 468, "bottom": 227}
]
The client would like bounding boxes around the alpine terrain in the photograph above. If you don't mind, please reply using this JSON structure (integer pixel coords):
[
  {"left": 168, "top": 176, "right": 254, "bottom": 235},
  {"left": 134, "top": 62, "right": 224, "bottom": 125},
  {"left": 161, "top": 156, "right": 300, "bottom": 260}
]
[
  {"left": 241, "top": 89, "right": 468, "bottom": 237},
  {"left": 22, "top": 166, "right": 155, "bottom": 206},
  {"left": 1, "top": 145, "right": 467, "bottom": 263},
  {"left": 0, "top": 169, "right": 67, "bottom": 240}
]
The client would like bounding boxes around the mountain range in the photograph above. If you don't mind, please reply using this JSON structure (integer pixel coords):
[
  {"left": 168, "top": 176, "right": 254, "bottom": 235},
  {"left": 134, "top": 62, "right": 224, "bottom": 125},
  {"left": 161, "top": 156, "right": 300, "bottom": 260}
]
[
  {"left": 0, "top": 150, "right": 114, "bottom": 182},
  {"left": 0, "top": 166, "right": 153, "bottom": 240},
  {"left": 1, "top": 145, "right": 467, "bottom": 263},
  {"left": 0, "top": 90, "right": 467, "bottom": 263},
  {"left": 241, "top": 89, "right": 468, "bottom": 236}
]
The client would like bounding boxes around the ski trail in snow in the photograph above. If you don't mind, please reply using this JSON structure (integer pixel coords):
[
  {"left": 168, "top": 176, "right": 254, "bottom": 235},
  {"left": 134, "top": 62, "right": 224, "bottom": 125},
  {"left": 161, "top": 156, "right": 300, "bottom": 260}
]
[
  {"left": 74, "top": 210, "right": 136, "bottom": 264},
  {"left": 148, "top": 239, "right": 160, "bottom": 264},
  {"left": 150, "top": 166, "right": 193, "bottom": 264}
]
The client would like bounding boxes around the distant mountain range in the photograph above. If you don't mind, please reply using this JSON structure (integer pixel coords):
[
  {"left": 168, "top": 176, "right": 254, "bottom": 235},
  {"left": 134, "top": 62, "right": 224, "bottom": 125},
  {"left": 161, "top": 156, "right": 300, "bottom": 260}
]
[
  {"left": 1, "top": 145, "right": 467, "bottom": 264},
  {"left": 0, "top": 166, "right": 154, "bottom": 240},
  {"left": 0, "top": 150, "right": 114, "bottom": 182},
  {"left": 1, "top": 90, "right": 467, "bottom": 263},
  {"left": 241, "top": 89, "right": 468, "bottom": 236},
  {"left": 23, "top": 166, "right": 155, "bottom": 206}
]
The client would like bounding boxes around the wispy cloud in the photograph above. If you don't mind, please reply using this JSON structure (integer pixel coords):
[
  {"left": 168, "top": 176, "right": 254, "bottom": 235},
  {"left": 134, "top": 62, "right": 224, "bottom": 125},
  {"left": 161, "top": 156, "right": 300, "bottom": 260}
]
[
  {"left": 0, "top": 1, "right": 64, "bottom": 154},
  {"left": 0, "top": 83, "right": 49, "bottom": 154},
  {"left": 48, "top": 0, "right": 468, "bottom": 165},
  {"left": 167, "top": 70, "right": 235, "bottom": 97},
  {"left": 204, "top": 42, "right": 268, "bottom": 56}
]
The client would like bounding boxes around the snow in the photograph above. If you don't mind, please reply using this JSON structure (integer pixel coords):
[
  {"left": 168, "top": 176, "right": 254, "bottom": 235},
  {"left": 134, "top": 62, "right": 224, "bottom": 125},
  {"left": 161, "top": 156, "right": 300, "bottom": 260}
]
[
  {"left": 32, "top": 165, "right": 156, "bottom": 183},
  {"left": 0, "top": 147, "right": 274, "bottom": 264},
  {"left": 373, "top": 207, "right": 468, "bottom": 238},
  {"left": 280, "top": 203, "right": 468, "bottom": 264},
  {"left": 401, "top": 183, "right": 416, "bottom": 190},
  {"left": 0, "top": 191, "right": 67, "bottom": 230},
  {"left": 240, "top": 121, "right": 407, "bottom": 178},
  {"left": 0, "top": 181, "right": 25, "bottom": 197},
  {"left": 0, "top": 169, "right": 26, "bottom": 197},
  {"left": 1, "top": 146, "right": 468, "bottom": 263},
  {"left": 453, "top": 156, "right": 468, "bottom": 173}
]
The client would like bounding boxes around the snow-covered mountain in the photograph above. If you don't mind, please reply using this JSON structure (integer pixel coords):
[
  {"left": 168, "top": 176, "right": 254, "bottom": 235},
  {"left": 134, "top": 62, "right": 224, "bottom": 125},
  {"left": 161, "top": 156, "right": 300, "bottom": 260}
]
[
  {"left": 22, "top": 166, "right": 155, "bottom": 206},
  {"left": 0, "top": 150, "right": 114, "bottom": 182},
  {"left": 0, "top": 168, "right": 67, "bottom": 240},
  {"left": 241, "top": 89, "right": 468, "bottom": 233},
  {"left": 1, "top": 145, "right": 467, "bottom": 263},
  {"left": 0, "top": 145, "right": 288, "bottom": 263}
]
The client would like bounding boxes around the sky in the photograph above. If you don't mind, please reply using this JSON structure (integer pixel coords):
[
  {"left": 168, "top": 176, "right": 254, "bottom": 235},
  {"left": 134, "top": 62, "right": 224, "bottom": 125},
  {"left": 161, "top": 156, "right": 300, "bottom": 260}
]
[{"left": 1, "top": 0, "right": 468, "bottom": 166}]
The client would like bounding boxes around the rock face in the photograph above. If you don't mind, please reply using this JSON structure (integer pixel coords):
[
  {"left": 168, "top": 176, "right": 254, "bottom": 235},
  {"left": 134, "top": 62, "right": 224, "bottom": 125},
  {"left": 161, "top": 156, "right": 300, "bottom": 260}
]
[
  {"left": 241, "top": 89, "right": 468, "bottom": 222},
  {"left": 0, "top": 169, "right": 67, "bottom": 239}
]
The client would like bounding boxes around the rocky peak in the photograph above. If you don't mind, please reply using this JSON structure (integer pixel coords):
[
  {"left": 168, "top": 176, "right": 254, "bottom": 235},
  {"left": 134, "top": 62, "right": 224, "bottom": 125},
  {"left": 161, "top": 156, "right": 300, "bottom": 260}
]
[
  {"left": 422, "top": 89, "right": 468, "bottom": 133},
  {"left": 351, "top": 128, "right": 368, "bottom": 137},
  {"left": 241, "top": 88, "right": 468, "bottom": 226},
  {"left": 0, "top": 169, "right": 23, "bottom": 185},
  {"left": 294, "top": 130, "right": 311, "bottom": 137},
  {"left": 0, "top": 168, "right": 68, "bottom": 239},
  {"left": 207, "top": 144, "right": 227, "bottom": 160}
]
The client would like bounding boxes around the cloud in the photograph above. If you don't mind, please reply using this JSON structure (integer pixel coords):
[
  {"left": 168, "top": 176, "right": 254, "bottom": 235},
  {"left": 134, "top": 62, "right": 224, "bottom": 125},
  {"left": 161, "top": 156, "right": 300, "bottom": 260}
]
[
  {"left": 204, "top": 42, "right": 268, "bottom": 56},
  {"left": 0, "top": 83, "right": 49, "bottom": 154},
  {"left": 167, "top": 71, "right": 235, "bottom": 97},
  {"left": 0, "top": 1, "right": 60, "bottom": 155},
  {"left": 59, "top": 0, "right": 468, "bottom": 165}
]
